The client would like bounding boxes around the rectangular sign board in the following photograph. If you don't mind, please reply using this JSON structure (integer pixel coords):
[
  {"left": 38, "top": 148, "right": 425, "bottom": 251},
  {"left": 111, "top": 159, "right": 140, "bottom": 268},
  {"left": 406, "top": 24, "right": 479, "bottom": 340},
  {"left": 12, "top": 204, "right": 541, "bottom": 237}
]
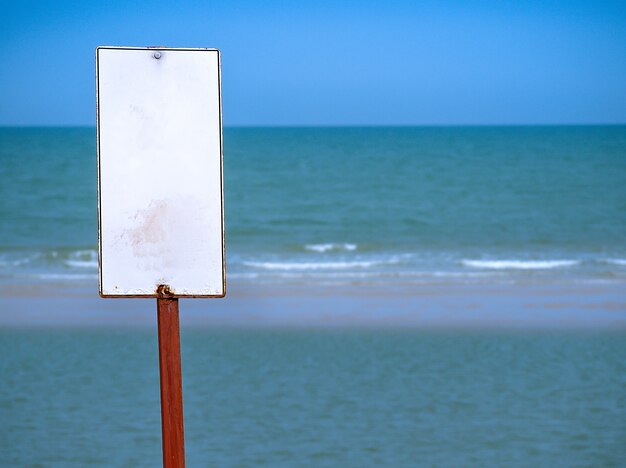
[{"left": 96, "top": 46, "right": 225, "bottom": 297}]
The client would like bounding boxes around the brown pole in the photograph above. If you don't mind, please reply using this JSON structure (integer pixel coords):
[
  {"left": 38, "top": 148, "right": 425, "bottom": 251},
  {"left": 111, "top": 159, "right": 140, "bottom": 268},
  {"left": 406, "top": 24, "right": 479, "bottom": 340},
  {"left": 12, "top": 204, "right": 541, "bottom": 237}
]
[{"left": 157, "top": 297, "right": 186, "bottom": 468}]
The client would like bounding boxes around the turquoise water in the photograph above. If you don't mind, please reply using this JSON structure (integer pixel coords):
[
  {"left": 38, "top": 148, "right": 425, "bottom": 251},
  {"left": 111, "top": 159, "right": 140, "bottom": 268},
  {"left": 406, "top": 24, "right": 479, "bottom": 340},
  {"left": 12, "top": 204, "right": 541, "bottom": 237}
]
[
  {"left": 1, "top": 126, "right": 625, "bottom": 285},
  {"left": 2, "top": 128, "right": 625, "bottom": 468},
  {"left": 1, "top": 329, "right": 624, "bottom": 466}
]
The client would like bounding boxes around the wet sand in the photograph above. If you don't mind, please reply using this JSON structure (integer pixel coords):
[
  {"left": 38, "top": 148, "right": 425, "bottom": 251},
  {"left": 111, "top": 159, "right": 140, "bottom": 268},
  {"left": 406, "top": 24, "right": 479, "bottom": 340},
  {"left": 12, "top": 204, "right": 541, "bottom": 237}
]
[{"left": 1, "top": 282, "right": 624, "bottom": 329}]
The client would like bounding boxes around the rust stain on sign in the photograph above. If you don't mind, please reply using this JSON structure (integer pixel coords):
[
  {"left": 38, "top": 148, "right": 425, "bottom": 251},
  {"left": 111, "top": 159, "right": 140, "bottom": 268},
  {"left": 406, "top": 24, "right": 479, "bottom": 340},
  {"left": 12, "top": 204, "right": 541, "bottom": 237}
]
[{"left": 129, "top": 200, "right": 170, "bottom": 251}]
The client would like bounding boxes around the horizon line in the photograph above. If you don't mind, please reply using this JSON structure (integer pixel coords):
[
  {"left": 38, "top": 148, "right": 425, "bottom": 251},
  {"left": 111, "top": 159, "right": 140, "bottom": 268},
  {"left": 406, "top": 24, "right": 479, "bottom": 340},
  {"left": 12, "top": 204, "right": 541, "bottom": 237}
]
[{"left": 1, "top": 123, "right": 626, "bottom": 129}]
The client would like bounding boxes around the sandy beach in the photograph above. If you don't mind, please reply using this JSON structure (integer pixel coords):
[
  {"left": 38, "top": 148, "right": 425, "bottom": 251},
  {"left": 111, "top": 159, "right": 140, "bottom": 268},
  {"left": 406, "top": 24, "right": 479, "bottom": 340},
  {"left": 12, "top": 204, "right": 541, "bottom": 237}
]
[{"left": 2, "top": 281, "right": 624, "bottom": 329}]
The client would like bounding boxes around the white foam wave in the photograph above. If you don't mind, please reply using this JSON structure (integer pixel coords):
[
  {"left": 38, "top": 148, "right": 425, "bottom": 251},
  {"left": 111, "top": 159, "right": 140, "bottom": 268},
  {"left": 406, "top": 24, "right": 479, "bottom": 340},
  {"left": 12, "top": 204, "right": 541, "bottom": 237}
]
[
  {"left": 604, "top": 259, "right": 626, "bottom": 266},
  {"left": 64, "top": 250, "right": 98, "bottom": 268},
  {"left": 65, "top": 260, "right": 98, "bottom": 269},
  {"left": 462, "top": 259, "right": 579, "bottom": 270},
  {"left": 227, "top": 273, "right": 260, "bottom": 279},
  {"left": 0, "top": 256, "right": 35, "bottom": 267},
  {"left": 29, "top": 273, "right": 98, "bottom": 280},
  {"left": 238, "top": 270, "right": 498, "bottom": 279},
  {"left": 69, "top": 250, "right": 97, "bottom": 259},
  {"left": 243, "top": 260, "right": 382, "bottom": 270},
  {"left": 304, "top": 243, "right": 358, "bottom": 253}
]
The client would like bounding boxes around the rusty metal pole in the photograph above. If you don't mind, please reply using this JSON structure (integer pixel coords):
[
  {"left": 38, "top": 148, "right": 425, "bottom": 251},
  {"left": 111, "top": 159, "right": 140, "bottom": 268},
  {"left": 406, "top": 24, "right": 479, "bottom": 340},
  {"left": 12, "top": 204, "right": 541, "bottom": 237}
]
[{"left": 157, "top": 297, "right": 186, "bottom": 468}]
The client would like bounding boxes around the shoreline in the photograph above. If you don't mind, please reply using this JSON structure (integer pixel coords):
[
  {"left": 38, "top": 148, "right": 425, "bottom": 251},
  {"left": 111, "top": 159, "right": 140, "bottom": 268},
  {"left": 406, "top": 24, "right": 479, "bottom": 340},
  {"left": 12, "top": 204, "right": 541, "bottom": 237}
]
[{"left": 1, "top": 281, "right": 624, "bottom": 329}]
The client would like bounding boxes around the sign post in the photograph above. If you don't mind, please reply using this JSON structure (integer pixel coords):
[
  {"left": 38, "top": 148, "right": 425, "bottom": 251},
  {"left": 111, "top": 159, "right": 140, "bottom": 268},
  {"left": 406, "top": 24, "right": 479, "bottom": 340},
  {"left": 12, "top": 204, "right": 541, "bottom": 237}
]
[
  {"left": 96, "top": 46, "right": 225, "bottom": 468},
  {"left": 157, "top": 296, "right": 185, "bottom": 467}
]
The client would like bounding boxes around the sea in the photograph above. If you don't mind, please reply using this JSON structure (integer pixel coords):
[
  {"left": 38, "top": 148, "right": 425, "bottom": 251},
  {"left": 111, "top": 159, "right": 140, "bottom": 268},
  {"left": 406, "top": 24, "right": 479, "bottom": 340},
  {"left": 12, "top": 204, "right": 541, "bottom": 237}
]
[
  {"left": 1, "top": 127, "right": 626, "bottom": 466},
  {"left": 1, "top": 126, "right": 625, "bottom": 287},
  {"left": 0, "top": 329, "right": 623, "bottom": 466}
]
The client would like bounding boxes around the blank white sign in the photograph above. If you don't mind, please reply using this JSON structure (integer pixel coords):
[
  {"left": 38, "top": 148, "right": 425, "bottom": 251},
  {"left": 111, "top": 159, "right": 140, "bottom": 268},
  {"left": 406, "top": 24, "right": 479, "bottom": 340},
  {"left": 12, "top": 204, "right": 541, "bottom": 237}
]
[{"left": 96, "top": 47, "right": 224, "bottom": 297}]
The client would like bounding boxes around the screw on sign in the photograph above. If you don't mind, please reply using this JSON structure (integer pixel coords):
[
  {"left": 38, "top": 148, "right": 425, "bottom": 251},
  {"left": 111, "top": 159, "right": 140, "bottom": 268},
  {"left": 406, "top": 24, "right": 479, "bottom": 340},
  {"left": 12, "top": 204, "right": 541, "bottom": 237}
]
[{"left": 96, "top": 46, "right": 225, "bottom": 467}]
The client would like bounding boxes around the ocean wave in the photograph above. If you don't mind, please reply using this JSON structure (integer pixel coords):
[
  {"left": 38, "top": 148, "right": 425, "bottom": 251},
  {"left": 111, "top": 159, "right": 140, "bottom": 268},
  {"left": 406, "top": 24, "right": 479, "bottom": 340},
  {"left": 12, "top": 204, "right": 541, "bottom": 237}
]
[
  {"left": 304, "top": 243, "right": 358, "bottom": 253},
  {"left": 461, "top": 259, "right": 579, "bottom": 270},
  {"left": 243, "top": 260, "right": 384, "bottom": 270},
  {"left": 28, "top": 273, "right": 98, "bottom": 280},
  {"left": 64, "top": 250, "right": 98, "bottom": 269},
  {"left": 0, "top": 249, "right": 99, "bottom": 271},
  {"left": 70, "top": 249, "right": 97, "bottom": 256},
  {"left": 0, "top": 255, "right": 37, "bottom": 267},
  {"left": 64, "top": 260, "right": 98, "bottom": 268},
  {"left": 67, "top": 250, "right": 97, "bottom": 261},
  {"left": 237, "top": 270, "right": 498, "bottom": 279},
  {"left": 227, "top": 273, "right": 261, "bottom": 279},
  {"left": 604, "top": 259, "right": 626, "bottom": 266}
]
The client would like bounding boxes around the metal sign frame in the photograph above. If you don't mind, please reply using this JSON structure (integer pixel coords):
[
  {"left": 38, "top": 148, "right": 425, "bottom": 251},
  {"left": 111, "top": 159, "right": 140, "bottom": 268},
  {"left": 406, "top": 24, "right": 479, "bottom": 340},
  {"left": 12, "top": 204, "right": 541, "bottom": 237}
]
[{"left": 96, "top": 46, "right": 225, "bottom": 298}]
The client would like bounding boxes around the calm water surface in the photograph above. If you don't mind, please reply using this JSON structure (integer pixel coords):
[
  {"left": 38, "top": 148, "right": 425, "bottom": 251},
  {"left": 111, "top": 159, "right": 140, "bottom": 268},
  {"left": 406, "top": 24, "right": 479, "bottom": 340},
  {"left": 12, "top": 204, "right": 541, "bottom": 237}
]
[
  {"left": 1, "top": 329, "right": 624, "bottom": 466},
  {"left": 1, "top": 126, "right": 625, "bottom": 286}
]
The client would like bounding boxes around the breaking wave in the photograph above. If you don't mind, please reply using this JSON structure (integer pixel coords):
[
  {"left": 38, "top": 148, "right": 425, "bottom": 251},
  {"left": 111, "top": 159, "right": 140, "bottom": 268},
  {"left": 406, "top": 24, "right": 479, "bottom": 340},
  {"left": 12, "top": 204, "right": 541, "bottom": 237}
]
[
  {"left": 304, "top": 243, "right": 358, "bottom": 253},
  {"left": 243, "top": 260, "right": 385, "bottom": 270},
  {"left": 461, "top": 259, "right": 579, "bottom": 270}
]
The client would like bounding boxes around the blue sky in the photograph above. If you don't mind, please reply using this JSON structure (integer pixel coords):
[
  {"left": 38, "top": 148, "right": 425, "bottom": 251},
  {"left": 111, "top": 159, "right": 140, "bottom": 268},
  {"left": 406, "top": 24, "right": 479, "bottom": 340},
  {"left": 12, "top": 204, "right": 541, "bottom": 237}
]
[{"left": 1, "top": 0, "right": 625, "bottom": 126}]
